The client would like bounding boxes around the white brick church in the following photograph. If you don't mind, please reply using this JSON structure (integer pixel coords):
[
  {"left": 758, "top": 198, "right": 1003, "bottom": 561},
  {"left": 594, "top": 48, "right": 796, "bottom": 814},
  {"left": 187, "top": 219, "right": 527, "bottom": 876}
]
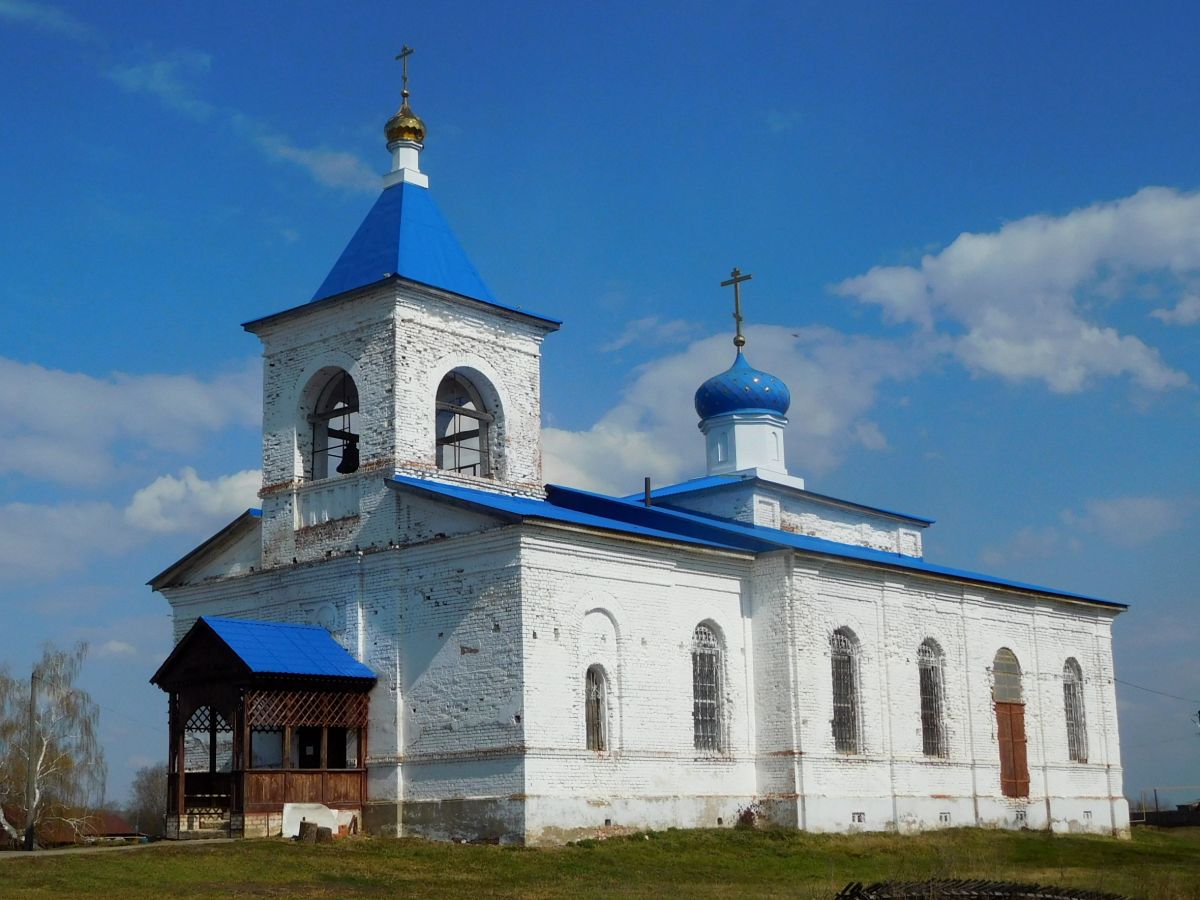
[{"left": 149, "top": 73, "right": 1129, "bottom": 844}]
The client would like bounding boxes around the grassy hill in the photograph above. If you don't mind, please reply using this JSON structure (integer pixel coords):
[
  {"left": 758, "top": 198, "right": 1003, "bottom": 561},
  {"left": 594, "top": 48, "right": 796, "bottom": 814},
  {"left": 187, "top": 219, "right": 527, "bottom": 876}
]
[{"left": 4, "top": 826, "right": 1200, "bottom": 898}]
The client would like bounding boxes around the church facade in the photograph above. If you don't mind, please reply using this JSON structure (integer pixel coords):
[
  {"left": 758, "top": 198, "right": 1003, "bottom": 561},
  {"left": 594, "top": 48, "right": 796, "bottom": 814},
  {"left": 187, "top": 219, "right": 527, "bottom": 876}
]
[{"left": 150, "top": 78, "right": 1130, "bottom": 844}]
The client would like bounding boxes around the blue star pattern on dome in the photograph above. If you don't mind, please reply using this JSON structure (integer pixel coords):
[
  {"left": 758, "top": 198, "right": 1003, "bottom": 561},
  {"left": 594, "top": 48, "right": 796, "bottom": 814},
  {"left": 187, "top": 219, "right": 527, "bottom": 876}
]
[{"left": 694, "top": 353, "right": 791, "bottom": 419}]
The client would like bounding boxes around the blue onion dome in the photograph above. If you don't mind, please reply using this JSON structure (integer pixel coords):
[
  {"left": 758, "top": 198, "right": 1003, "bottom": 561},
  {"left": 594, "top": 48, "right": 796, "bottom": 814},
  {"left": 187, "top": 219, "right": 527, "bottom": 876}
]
[{"left": 694, "top": 352, "right": 791, "bottom": 419}]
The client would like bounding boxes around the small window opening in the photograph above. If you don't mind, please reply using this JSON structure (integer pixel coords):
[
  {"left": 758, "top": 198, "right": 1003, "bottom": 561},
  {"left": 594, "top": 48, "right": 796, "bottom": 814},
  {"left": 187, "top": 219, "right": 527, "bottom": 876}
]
[
  {"left": 851, "top": 811, "right": 866, "bottom": 824},
  {"left": 585, "top": 665, "right": 608, "bottom": 752},
  {"left": 1063, "top": 658, "right": 1088, "bottom": 763},
  {"left": 293, "top": 726, "right": 323, "bottom": 770},
  {"left": 436, "top": 372, "right": 492, "bottom": 477},
  {"left": 939, "top": 811, "right": 951, "bottom": 824},
  {"left": 249, "top": 727, "right": 284, "bottom": 770},
  {"left": 918, "top": 639, "right": 948, "bottom": 758},
  {"left": 692, "top": 624, "right": 723, "bottom": 753},
  {"left": 831, "top": 628, "right": 862, "bottom": 754},
  {"left": 1015, "top": 809, "right": 1027, "bottom": 823},
  {"left": 309, "top": 370, "right": 360, "bottom": 479},
  {"left": 183, "top": 706, "right": 233, "bottom": 773}
]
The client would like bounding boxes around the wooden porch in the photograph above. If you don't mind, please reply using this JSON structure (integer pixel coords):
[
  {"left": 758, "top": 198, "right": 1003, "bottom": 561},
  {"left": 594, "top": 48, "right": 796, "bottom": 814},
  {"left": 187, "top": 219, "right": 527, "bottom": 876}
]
[{"left": 152, "top": 617, "right": 377, "bottom": 838}]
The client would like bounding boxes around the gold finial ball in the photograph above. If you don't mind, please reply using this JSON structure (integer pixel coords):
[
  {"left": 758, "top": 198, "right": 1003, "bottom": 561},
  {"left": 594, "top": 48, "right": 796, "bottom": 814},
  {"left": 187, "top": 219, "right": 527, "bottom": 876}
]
[{"left": 386, "top": 97, "right": 426, "bottom": 144}]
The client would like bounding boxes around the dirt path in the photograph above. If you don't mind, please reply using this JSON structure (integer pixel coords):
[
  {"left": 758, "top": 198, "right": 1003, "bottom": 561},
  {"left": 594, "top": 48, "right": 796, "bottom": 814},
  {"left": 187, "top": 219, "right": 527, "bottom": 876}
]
[{"left": 0, "top": 838, "right": 236, "bottom": 860}]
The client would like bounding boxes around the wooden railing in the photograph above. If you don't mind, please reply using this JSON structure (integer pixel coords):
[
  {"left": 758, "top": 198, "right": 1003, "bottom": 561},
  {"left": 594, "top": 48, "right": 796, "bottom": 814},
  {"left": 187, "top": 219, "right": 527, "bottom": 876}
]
[{"left": 243, "top": 769, "right": 365, "bottom": 811}]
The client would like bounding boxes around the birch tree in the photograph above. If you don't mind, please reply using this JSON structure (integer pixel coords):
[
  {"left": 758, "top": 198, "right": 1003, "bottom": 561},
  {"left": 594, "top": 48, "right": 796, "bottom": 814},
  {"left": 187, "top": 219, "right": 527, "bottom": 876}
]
[{"left": 0, "top": 643, "right": 106, "bottom": 848}]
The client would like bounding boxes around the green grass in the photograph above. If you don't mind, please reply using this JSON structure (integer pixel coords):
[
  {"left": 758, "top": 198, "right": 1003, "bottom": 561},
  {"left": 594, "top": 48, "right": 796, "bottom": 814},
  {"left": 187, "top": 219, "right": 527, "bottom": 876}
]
[{"left": 5, "top": 827, "right": 1200, "bottom": 899}]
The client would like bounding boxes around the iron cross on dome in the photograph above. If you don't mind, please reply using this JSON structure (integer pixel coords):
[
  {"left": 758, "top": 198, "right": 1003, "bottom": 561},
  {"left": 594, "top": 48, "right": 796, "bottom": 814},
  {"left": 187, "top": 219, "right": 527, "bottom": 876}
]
[
  {"left": 395, "top": 45, "right": 414, "bottom": 93},
  {"left": 720, "top": 266, "right": 753, "bottom": 350}
]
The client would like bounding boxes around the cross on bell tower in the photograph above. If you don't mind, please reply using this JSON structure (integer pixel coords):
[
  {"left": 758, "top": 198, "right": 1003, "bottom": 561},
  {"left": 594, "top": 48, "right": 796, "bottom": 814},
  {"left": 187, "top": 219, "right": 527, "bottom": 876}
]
[{"left": 384, "top": 44, "right": 429, "bottom": 188}]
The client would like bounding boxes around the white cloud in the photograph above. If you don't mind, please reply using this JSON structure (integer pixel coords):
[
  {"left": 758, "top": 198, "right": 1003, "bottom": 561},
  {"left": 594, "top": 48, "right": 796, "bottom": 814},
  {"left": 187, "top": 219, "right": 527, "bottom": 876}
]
[
  {"left": 765, "top": 109, "right": 802, "bottom": 134},
  {"left": 0, "top": 357, "right": 259, "bottom": 485},
  {"left": 983, "top": 494, "right": 1193, "bottom": 564},
  {"left": 981, "top": 525, "right": 1082, "bottom": 566},
  {"left": 544, "top": 325, "right": 930, "bottom": 495},
  {"left": 108, "top": 50, "right": 215, "bottom": 119},
  {"left": 238, "top": 119, "right": 379, "bottom": 193},
  {"left": 125, "top": 466, "right": 260, "bottom": 533},
  {"left": 0, "top": 0, "right": 98, "bottom": 42},
  {"left": 96, "top": 639, "right": 136, "bottom": 658},
  {"left": 104, "top": 40, "right": 377, "bottom": 193},
  {"left": 834, "top": 187, "right": 1197, "bottom": 393},
  {"left": 0, "top": 465, "right": 261, "bottom": 583},
  {"left": 1061, "top": 495, "right": 1193, "bottom": 547},
  {"left": 0, "top": 500, "right": 133, "bottom": 581},
  {"left": 601, "top": 316, "right": 700, "bottom": 353},
  {"left": 1152, "top": 294, "right": 1200, "bottom": 326}
]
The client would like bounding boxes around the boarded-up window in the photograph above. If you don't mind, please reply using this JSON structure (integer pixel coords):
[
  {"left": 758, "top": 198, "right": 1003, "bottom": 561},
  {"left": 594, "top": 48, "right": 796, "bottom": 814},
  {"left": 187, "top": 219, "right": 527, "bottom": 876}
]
[
  {"left": 993, "top": 648, "right": 1029, "bottom": 797},
  {"left": 1063, "top": 658, "right": 1088, "bottom": 763},
  {"left": 831, "top": 628, "right": 862, "bottom": 754},
  {"left": 918, "top": 639, "right": 947, "bottom": 758},
  {"left": 585, "top": 665, "right": 608, "bottom": 752},
  {"left": 692, "top": 624, "right": 723, "bottom": 753}
]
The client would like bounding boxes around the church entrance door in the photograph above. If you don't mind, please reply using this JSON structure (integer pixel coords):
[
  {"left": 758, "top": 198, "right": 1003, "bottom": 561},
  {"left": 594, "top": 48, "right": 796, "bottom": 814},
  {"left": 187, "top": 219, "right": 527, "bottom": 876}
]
[{"left": 995, "top": 701, "right": 1030, "bottom": 798}]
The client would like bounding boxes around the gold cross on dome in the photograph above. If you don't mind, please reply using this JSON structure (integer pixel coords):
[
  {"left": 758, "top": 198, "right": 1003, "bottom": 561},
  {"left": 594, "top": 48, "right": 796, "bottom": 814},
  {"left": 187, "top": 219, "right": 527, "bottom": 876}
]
[
  {"left": 395, "top": 45, "right": 414, "bottom": 96},
  {"left": 720, "top": 266, "right": 753, "bottom": 350}
]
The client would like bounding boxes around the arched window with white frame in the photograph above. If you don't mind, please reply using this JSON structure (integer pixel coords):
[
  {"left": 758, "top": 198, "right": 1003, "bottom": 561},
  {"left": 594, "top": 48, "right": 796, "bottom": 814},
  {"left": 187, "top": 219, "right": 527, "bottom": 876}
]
[
  {"left": 305, "top": 369, "right": 360, "bottom": 480},
  {"left": 691, "top": 623, "right": 724, "bottom": 753},
  {"left": 435, "top": 371, "right": 493, "bottom": 477},
  {"left": 585, "top": 664, "right": 608, "bottom": 752},
  {"left": 917, "top": 639, "right": 947, "bottom": 758},
  {"left": 1063, "top": 658, "right": 1088, "bottom": 763},
  {"left": 831, "top": 627, "right": 862, "bottom": 754}
]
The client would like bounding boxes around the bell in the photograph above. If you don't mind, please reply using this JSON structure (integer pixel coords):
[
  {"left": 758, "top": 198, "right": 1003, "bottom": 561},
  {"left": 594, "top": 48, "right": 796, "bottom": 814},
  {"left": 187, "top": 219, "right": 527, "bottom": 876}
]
[{"left": 336, "top": 441, "right": 360, "bottom": 474}]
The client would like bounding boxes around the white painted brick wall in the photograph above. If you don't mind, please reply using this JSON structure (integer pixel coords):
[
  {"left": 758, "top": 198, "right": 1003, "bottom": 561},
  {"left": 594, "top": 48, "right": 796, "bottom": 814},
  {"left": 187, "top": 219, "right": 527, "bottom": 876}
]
[
  {"left": 664, "top": 482, "right": 926, "bottom": 557},
  {"left": 248, "top": 282, "right": 553, "bottom": 568}
]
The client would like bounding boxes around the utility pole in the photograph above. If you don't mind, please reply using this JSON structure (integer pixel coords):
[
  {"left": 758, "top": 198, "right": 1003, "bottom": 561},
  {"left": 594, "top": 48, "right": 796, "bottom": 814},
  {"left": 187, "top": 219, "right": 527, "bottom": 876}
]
[{"left": 24, "top": 669, "right": 37, "bottom": 851}]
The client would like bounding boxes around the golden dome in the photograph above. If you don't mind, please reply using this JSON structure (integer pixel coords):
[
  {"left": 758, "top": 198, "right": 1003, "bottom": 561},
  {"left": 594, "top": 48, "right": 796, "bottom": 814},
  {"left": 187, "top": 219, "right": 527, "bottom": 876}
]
[{"left": 386, "top": 91, "right": 426, "bottom": 144}]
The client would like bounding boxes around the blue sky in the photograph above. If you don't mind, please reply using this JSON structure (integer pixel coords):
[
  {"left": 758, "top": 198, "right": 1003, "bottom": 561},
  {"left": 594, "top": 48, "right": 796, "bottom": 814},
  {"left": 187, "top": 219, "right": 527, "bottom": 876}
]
[{"left": 1, "top": 0, "right": 1197, "bottom": 805}]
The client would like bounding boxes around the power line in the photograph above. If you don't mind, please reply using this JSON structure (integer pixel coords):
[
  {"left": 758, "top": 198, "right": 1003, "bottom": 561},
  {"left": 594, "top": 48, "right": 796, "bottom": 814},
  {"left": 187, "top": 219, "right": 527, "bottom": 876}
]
[
  {"left": 1115, "top": 677, "right": 1200, "bottom": 705},
  {"left": 1123, "top": 734, "right": 1200, "bottom": 753},
  {"left": 31, "top": 672, "right": 166, "bottom": 738}
]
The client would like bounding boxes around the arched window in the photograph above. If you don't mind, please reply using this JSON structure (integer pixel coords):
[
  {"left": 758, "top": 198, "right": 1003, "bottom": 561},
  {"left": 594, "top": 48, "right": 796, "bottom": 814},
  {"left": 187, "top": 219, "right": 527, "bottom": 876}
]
[
  {"left": 436, "top": 372, "right": 492, "bottom": 477},
  {"left": 992, "top": 648, "right": 1023, "bottom": 703},
  {"left": 1063, "top": 658, "right": 1088, "bottom": 763},
  {"left": 831, "top": 628, "right": 862, "bottom": 754},
  {"left": 992, "top": 648, "right": 1029, "bottom": 798},
  {"left": 691, "top": 624, "right": 723, "bottom": 753},
  {"left": 918, "top": 639, "right": 947, "bottom": 758},
  {"left": 307, "top": 370, "right": 359, "bottom": 480},
  {"left": 585, "top": 665, "right": 608, "bottom": 752}
]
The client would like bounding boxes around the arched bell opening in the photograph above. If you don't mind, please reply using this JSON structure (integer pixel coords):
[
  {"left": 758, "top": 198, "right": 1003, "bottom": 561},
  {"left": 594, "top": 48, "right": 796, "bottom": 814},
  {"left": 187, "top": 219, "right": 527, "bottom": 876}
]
[
  {"left": 300, "top": 368, "right": 361, "bottom": 481},
  {"left": 435, "top": 369, "right": 502, "bottom": 478}
]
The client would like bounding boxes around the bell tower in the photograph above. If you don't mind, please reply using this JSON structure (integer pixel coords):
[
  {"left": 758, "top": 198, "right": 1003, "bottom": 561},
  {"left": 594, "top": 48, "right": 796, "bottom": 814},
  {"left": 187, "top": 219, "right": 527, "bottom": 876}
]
[{"left": 243, "top": 55, "right": 560, "bottom": 567}]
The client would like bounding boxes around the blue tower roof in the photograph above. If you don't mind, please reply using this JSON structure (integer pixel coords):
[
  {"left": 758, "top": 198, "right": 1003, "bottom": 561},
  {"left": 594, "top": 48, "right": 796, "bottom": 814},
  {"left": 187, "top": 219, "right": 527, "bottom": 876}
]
[
  {"left": 312, "top": 180, "right": 494, "bottom": 304},
  {"left": 694, "top": 352, "right": 791, "bottom": 419}
]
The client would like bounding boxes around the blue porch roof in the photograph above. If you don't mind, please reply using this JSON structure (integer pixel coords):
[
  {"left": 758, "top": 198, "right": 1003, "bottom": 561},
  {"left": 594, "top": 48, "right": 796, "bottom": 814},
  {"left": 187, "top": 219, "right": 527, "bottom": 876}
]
[{"left": 200, "top": 616, "right": 376, "bottom": 680}]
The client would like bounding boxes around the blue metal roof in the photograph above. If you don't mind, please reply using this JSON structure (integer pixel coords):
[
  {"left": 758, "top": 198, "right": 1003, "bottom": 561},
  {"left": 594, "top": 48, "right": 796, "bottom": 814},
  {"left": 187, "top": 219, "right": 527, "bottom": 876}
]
[
  {"left": 302, "top": 181, "right": 559, "bottom": 325},
  {"left": 201, "top": 616, "right": 376, "bottom": 680},
  {"left": 386, "top": 475, "right": 751, "bottom": 551},
  {"left": 582, "top": 491, "right": 1120, "bottom": 607},
  {"left": 623, "top": 473, "right": 935, "bottom": 526},
  {"left": 386, "top": 474, "right": 1119, "bottom": 608}
]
